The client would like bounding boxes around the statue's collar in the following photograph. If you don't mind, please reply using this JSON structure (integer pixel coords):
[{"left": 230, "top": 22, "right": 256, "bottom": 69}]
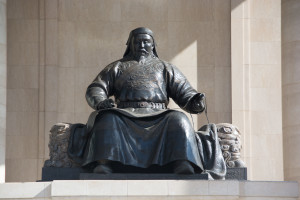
[{"left": 122, "top": 55, "right": 158, "bottom": 65}]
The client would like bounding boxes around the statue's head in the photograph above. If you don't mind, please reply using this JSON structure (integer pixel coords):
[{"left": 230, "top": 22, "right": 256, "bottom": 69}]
[{"left": 123, "top": 27, "right": 158, "bottom": 59}]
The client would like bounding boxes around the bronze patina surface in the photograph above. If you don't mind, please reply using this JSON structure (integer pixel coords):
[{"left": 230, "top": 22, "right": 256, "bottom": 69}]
[{"left": 67, "top": 27, "right": 226, "bottom": 179}]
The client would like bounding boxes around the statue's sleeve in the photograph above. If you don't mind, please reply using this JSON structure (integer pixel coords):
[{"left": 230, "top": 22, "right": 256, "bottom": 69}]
[
  {"left": 166, "top": 64, "right": 201, "bottom": 114},
  {"left": 85, "top": 63, "right": 117, "bottom": 110}
]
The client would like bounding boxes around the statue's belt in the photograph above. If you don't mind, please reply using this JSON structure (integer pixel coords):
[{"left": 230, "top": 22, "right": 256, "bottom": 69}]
[{"left": 117, "top": 101, "right": 166, "bottom": 109}]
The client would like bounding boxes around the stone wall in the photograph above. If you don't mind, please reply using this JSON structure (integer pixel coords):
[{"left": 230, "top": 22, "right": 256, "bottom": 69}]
[
  {"left": 282, "top": 0, "right": 300, "bottom": 196},
  {"left": 0, "top": 0, "right": 6, "bottom": 183},
  {"left": 5, "top": 0, "right": 232, "bottom": 182},
  {"left": 6, "top": 0, "right": 41, "bottom": 182}
]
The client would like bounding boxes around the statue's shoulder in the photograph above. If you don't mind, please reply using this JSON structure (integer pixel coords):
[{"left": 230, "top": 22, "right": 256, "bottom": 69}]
[
  {"left": 101, "top": 60, "right": 123, "bottom": 73},
  {"left": 154, "top": 58, "right": 171, "bottom": 67},
  {"left": 157, "top": 60, "right": 185, "bottom": 79},
  {"left": 107, "top": 59, "right": 123, "bottom": 68},
  {"left": 156, "top": 59, "right": 177, "bottom": 71}
]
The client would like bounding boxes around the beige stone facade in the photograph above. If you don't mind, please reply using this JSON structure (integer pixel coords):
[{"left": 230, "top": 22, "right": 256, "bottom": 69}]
[
  {"left": 0, "top": 0, "right": 298, "bottom": 187},
  {"left": 282, "top": 0, "right": 300, "bottom": 185},
  {"left": 0, "top": 0, "right": 6, "bottom": 184}
]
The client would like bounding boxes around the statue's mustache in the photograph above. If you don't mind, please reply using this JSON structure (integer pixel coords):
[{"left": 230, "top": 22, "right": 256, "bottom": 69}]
[{"left": 137, "top": 49, "right": 148, "bottom": 53}]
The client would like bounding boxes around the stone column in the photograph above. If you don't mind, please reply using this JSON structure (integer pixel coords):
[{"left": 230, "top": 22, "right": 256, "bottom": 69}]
[
  {"left": 0, "top": 0, "right": 6, "bottom": 183},
  {"left": 282, "top": 0, "right": 300, "bottom": 183},
  {"left": 5, "top": 0, "right": 40, "bottom": 182},
  {"left": 231, "top": 0, "right": 283, "bottom": 180}
]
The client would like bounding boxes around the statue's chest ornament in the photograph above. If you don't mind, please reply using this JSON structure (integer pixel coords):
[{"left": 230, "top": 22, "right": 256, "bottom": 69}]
[{"left": 121, "top": 62, "right": 164, "bottom": 90}]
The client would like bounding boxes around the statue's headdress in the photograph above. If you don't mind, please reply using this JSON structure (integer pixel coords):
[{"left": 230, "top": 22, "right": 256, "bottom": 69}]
[{"left": 123, "top": 27, "right": 158, "bottom": 58}]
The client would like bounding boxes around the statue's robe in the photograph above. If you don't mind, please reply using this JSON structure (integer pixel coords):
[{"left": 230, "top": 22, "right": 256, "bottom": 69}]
[{"left": 68, "top": 56, "right": 226, "bottom": 179}]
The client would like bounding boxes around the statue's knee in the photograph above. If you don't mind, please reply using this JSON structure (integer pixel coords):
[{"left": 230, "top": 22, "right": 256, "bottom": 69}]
[
  {"left": 167, "top": 111, "right": 190, "bottom": 124},
  {"left": 97, "top": 111, "right": 118, "bottom": 121}
]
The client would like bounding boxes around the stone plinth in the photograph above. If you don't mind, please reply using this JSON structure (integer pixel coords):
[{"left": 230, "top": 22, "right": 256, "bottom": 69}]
[
  {"left": 79, "top": 173, "right": 210, "bottom": 180},
  {"left": 0, "top": 180, "right": 298, "bottom": 199},
  {"left": 42, "top": 167, "right": 247, "bottom": 181}
]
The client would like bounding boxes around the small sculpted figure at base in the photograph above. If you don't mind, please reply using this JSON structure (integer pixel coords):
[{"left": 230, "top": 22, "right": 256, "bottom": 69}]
[{"left": 68, "top": 27, "right": 226, "bottom": 179}]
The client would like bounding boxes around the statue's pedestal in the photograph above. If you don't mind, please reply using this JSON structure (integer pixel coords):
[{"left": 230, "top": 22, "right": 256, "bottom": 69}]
[
  {"left": 80, "top": 173, "right": 211, "bottom": 180},
  {"left": 41, "top": 167, "right": 248, "bottom": 181},
  {"left": 0, "top": 180, "right": 298, "bottom": 199}
]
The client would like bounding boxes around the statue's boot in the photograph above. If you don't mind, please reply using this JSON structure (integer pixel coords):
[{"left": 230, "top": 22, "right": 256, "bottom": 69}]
[
  {"left": 173, "top": 160, "right": 195, "bottom": 174},
  {"left": 93, "top": 160, "right": 113, "bottom": 174}
]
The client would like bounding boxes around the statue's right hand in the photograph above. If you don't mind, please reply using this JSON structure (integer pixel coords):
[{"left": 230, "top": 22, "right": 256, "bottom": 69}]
[
  {"left": 192, "top": 93, "right": 205, "bottom": 113},
  {"left": 96, "top": 99, "right": 115, "bottom": 110}
]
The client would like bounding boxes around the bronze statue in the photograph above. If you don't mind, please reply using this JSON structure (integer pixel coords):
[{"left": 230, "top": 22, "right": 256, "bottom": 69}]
[{"left": 68, "top": 27, "right": 226, "bottom": 179}]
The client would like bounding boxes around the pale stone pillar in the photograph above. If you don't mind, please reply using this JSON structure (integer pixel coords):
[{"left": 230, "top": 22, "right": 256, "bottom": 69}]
[
  {"left": 6, "top": 0, "right": 40, "bottom": 182},
  {"left": 282, "top": 0, "right": 300, "bottom": 184},
  {"left": 231, "top": 0, "right": 283, "bottom": 180},
  {"left": 0, "top": 0, "right": 6, "bottom": 183}
]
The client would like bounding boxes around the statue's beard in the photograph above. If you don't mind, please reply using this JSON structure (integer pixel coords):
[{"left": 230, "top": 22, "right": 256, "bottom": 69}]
[{"left": 133, "top": 51, "right": 153, "bottom": 63}]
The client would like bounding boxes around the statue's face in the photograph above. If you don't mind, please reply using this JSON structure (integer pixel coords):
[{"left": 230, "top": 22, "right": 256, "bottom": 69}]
[{"left": 131, "top": 34, "right": 154, "bottom": 57}]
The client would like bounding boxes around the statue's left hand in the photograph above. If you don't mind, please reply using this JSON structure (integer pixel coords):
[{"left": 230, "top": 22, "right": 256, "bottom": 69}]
[
  {"left": 96, "top": 99, "right": 115, "bottom": 110},
  {"left": 192, "top": 93, "right": 205, "bottom": 113}
]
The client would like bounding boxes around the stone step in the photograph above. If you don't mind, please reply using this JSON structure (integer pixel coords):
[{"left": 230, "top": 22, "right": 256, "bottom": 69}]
[{"left": 0, "top": 180, "right": 298, "bottom": 199}]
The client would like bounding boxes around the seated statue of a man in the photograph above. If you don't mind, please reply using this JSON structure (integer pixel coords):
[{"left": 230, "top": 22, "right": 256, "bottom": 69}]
[{"left": 68, "top": 27, "right": 226, "bottom": 178}]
